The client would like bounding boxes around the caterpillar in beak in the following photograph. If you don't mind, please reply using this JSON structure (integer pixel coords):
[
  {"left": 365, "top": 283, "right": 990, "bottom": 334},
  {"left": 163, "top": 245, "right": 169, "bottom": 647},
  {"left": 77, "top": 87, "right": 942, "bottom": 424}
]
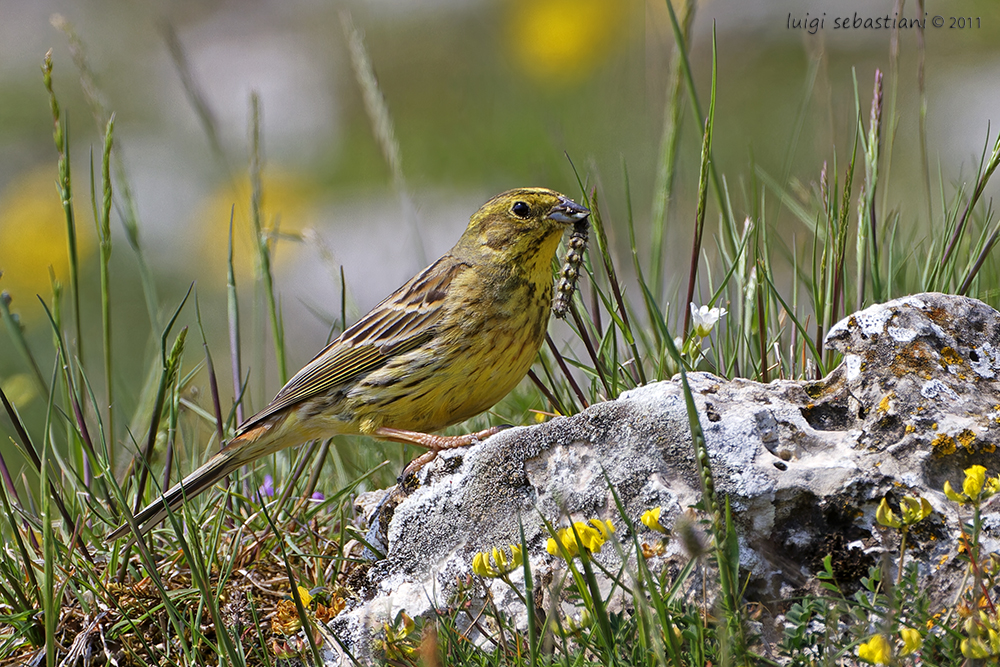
[{"left": 552, "top": 216, "right": 589, "bottom": 319}]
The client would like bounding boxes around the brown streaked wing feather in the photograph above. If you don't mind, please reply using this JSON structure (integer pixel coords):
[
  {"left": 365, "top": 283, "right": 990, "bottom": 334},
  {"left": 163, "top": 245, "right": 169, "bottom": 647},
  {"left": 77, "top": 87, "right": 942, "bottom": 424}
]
[{"left": 235, "top": 256, "right": 467, "bottom": 434}]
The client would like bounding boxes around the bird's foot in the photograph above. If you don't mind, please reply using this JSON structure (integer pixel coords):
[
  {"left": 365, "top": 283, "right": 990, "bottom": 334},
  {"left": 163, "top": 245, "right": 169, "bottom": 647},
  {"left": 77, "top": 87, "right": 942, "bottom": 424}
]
[
  {"left": 374, "top": 425, "right": 508, "bottom": 450},
  {"left": 377, "top": 425, "right": 511, "bottom": 484}
]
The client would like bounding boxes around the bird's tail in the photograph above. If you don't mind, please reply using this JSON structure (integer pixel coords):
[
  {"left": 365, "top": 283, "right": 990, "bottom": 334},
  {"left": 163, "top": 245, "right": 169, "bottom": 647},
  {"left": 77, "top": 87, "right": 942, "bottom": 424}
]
[{"left": 105, "top": 421, "right": 290, "bottom": 542}]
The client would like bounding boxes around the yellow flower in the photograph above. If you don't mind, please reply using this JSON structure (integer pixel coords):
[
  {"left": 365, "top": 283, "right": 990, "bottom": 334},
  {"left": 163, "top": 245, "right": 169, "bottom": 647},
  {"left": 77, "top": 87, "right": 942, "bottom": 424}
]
[
  {"left": 562, "top": 608, "right": 593, "bottom": 634},
  {"left": 857, "top": 634, "right": 891, "bottom": 664},
  {"left": 877, "top": 495, "right": 932, "bottom": 529},
  {"left": 585, "top": 518, "right": 614, "bottom": 544},
  {"left": 295, "top": 585, "right": 313, "bottom": 608},
  {"left": 876, "top": 498, "right": 900, "bottom": 529},
  {"left": 0, "top": 168, "right": 95, "bottom": 317},
  {"left": 945, "top": 465, "right": 1000, "bottom": 504},
  {"left": 944, "top": 480, "right": 966, "bottom": 503},
  {"left": 472, "top": 545, "right": 523, "bottom": 578},
  {"left": 900, "top": 495, "right": 932, "bottom": 524},
  {"left": 641, "top": 507, "right": 667, "bottom": 534},
  {"left": 899, "top": 627, "right": 922, "bottom": 655},
  {"left": 504, "top": 0, "right": 628, "bottom": 83},
  {"left": 964, "top": 465, "right": 987, "bottom": 498},
  {"left": 546, "top": 519, "right": 615, "bottom": 559},
  {"left": 190, "top": 170, "right": 318, "bottom": 284},
  {"left": 962, "top": 636, "right": 992, "bottom": 659}
]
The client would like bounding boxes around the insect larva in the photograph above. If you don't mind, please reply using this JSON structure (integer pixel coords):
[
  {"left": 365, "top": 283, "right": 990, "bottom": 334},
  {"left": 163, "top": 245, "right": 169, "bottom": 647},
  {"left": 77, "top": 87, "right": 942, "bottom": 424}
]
[{"left": 552, "top": 216, "right": 589, "bottom": 319}]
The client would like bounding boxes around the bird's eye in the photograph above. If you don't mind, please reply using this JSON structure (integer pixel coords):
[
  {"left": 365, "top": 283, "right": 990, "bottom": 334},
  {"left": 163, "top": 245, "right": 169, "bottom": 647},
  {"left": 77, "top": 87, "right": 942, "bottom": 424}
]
[{"left": 511, "top": 201, "right": 531, "bottom": 218}]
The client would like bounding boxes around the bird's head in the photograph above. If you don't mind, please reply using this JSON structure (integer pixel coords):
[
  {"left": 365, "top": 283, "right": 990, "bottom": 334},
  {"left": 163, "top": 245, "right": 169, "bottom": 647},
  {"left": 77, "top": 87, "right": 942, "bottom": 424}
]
[{"left": 455, "top": 188, "right": 590, "bottom": 266}]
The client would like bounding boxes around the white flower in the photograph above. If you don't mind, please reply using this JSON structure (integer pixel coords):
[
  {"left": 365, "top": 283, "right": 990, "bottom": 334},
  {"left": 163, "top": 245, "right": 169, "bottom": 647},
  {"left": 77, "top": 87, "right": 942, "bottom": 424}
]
[{"left": 690, "top": 303, "right": 727, "bottom": 338}]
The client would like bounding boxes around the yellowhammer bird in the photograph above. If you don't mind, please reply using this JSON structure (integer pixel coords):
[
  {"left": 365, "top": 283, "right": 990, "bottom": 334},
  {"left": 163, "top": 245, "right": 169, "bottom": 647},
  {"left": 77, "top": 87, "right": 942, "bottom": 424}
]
[{"left": 108, "top": 187, "right": 589, "bottom": 541}]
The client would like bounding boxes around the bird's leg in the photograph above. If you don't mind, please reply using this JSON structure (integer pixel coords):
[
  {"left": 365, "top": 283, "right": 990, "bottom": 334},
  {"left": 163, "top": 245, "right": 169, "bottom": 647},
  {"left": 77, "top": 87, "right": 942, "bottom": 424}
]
[
  {"left": 374, "top": 425, "right": 508, "bottom": 482},
  {"left": 373, "top": 425, "right": 506, "bottom": 450}
]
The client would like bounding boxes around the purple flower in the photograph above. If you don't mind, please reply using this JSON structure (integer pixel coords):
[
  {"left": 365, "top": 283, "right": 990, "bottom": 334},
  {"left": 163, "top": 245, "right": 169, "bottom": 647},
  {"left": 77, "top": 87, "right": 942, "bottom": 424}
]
[
  {"left": 311, "top": 491, "right": 325, "bottom": 501},
  {"left": 259, "top": 474, "right": 275, "bottom": 498}
]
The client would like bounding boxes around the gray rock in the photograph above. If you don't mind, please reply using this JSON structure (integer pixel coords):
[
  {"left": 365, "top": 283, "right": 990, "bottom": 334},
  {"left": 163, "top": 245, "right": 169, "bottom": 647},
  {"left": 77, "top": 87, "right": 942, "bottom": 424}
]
[{"left": 324, "top": 292, "right": 1000, "bottom": 661}]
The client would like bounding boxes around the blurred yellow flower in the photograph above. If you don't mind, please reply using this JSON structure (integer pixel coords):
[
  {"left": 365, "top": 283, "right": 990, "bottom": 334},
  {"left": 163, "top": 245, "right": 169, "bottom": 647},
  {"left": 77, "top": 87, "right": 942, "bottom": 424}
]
[
  {"left": 295, "top": 585, "right": 313, "bottom": 607},
  {"left": 961, "top": 634, "right": 997, "bottom": 659},
  {"left": 546, "top": 519, "right": 615, "bottom": 559},
  {"left": 472, "top": 545, "right": 523, "bottom": 578},
  {"left": 899, "top": 627, "right": 922, "bottom": 656},
  {"left": 641, "top": 507, "right": 667, "bottom": 534},
  {"left": 505, "top": 0, "right": 628, "bottom": 83},
  {"left": 0, "top": 168, "right": 95, "bottom": 314},
  {"left": 857, "top": 634, "right": 891, "bottom": 664},
  {"left": 562, "top": 608, "right": 593, "bottom": 634},
  {"left": 190, "top": 171, "right": 317, "bottom": 285}
]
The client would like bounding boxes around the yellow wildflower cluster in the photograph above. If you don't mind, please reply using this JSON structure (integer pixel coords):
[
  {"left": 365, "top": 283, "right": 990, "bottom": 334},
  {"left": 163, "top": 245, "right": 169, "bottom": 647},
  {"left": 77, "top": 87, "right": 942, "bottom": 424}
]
[
  {"left": 546, "top": 519, "right": 615, "bottom": 560},
  {"left": 472, "top": 545, "right": 523, "bottom": 578},
  {"left": 857, "top": 628, "right": 923, "bottom": 664}
]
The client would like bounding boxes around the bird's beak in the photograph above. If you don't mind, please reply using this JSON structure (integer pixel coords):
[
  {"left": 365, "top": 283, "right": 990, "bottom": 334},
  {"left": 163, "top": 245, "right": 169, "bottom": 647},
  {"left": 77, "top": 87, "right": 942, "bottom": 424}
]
[{"left": 547, "top": 196, "right": 590, "bottom": 224}]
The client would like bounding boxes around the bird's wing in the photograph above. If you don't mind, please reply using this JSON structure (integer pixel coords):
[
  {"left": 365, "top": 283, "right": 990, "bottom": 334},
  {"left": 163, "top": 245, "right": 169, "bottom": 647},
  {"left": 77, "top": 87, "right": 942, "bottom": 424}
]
[{"left": 236, "top": 256, "right": 467, "bottom": 433}]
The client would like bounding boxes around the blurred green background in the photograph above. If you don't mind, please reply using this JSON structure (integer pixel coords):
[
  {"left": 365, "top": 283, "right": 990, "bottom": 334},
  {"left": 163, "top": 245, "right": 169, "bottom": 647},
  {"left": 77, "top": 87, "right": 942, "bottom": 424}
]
[{"left": 1, "top": 0, "right": 998, "bottom": 477}]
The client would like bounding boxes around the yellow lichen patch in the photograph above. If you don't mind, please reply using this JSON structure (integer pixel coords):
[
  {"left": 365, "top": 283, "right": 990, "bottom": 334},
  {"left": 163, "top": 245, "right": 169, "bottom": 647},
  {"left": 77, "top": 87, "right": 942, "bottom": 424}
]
[
  {"left": 957, "top": 429, "right": 976, "bottom": 453},
  {"left": 878, "top": 394, "right": 892, "bottom": 414},
  {"left": 984, "top": 442, "right": 997, "bottom": 454},
  {"left": 891, "top": 341, "right": 938, "bottom": 377},
  {"left": 931, "top": 432, "right": 956, "bottom": 456},
  {"left": 940, "top": 346, "right": 963, "bottom": 367},
  {"left": 905, "top": 423, "right": 916, "bottom": 434}
]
